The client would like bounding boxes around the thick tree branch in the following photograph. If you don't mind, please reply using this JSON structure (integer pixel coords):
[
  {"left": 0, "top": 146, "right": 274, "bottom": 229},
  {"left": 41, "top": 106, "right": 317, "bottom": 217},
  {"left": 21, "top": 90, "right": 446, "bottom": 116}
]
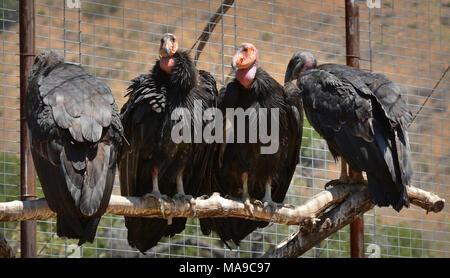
[
  {"left": 0, "top": 185, "right": 444, "bottom": 226},
  {"left": 261, "top": 188, "right": 374, "bottom": 258},
  {"left": 405, "top": 186, "right": 444, "bottom": 213},
  {"left": 261, "top": 185, "right": 446, "bottom": 258}
]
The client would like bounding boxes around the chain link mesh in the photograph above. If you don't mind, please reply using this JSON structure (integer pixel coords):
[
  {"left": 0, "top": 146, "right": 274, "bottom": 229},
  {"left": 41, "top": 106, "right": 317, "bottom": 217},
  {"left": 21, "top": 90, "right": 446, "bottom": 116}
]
[{"left": 0, "top": 0, "right": 448, "bottom": 258}]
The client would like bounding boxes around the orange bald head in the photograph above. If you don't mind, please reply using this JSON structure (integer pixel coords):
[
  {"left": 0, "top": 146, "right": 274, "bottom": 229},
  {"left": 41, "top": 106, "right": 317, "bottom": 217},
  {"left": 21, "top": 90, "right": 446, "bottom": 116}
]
[{"left": 232, "top": 43, "right": 258, "bottom": 70}]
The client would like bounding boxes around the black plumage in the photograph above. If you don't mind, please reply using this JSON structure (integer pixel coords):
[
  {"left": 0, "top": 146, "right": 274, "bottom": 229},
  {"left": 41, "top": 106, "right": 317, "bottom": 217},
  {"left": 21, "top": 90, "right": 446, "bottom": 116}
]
[
  {"left": 118, "top": 46, "right": 217, "bottom": 253},
  {"left": 286, "top": 52, "right": 412, "bottom": 212},
  {"left": 26, "top": 49, "right": 123, "bottom": 245},
  {"left": 199, "top": 48, "right": 303, "bottom": 247}
]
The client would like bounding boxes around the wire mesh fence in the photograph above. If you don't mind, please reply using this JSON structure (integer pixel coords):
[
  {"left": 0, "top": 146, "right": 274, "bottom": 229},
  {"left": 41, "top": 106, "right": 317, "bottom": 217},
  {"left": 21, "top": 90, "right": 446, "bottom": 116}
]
[{"left": 0, "top": 0, "right": 448, "bottom": 258}]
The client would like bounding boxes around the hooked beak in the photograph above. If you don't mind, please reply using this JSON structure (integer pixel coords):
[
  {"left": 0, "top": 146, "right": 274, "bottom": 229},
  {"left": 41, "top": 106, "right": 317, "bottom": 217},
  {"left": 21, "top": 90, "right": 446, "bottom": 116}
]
[
  {"left": 284, "top": 55, "right": 304, "bottom": 83},
  {"left": 160, "top": 38, "right": 173, "bottom": 58},
  {"left": 161, "top": 47, "right": 171, "bottom": 57},
  {"left": 285, "top": 59, "right": 302, "bottom": 83},
  {"left": 231, "top": 59, "right": 237, "bottom": 70},
  {"left": 232, "top": 51, "right": 246, "bottom": 70}
]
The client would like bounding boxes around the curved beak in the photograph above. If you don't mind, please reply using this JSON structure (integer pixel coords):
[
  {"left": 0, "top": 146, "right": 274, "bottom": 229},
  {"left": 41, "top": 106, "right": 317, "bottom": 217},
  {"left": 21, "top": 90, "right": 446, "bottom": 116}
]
[
  {"left": 284, "top": 59, "right": 296, "bottom": 83},
  {"left": 231, "top": 59, "right": 237, "bottom": 70},
  {"left": 284, "top": 55, "right": 303, "bottom": 83},
  {"left": 160, "top": 38, "right": 173, "bottom": 58}
]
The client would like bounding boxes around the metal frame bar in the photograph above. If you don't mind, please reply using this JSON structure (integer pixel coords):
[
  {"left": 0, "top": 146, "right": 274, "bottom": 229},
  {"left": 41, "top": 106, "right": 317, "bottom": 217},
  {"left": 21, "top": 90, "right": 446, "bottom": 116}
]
[
  {"left": 19, "top": 0, "right": 37, "bottom": 258},
  {"left": 345, "top": 0, "right": 364, "bottom": 258}
]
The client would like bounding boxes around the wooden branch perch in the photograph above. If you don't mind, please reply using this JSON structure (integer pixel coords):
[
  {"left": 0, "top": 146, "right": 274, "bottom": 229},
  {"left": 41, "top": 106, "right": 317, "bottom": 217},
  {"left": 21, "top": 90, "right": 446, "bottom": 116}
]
[
  {"left": 0, "top": 185, "right": 444, "bottom": 226},
  {"left": 190, "top": 0, "right": 235, "bottom": 64},
  {"left": 0, "top": 184, "right": 358, "bottom": 224},
  {"left": 261, "top": 188, "right": 374, "bottom": 258},
  {"left": 261, "top": 185, "right": 445, "bottom": 258}
]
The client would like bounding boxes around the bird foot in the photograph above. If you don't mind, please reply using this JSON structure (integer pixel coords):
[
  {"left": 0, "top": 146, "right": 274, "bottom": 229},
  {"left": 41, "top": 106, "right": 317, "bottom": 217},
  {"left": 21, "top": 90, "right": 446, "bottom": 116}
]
[
  {"left": 143, "top": 192, "right": 170, "bottom": 218},
  {"left": 196, "top": 194, "right": 209, "bottom": 201},
  {"left": 143, "top": 191, "right": 168, "bottom": 200},
  {"left": 324, "top": 177, "right": 351, "bottom": 189},
  {"left": 243, "top": 197, "right": 255, "bottom": 216},
  {"left": 253, "top": 199, "right": 264, "bottom": 207},
  {"left": 173, "top": 193, "right": 193, "bottom": 202},
  {"left": 262, "top": 199, "right": 280, "bottom": 213}
]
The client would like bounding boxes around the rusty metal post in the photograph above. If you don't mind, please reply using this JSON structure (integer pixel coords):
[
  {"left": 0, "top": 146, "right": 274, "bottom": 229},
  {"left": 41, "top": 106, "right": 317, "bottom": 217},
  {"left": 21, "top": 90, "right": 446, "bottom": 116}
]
[
  {"left": 19, "top": 0, "right": 37, "bottom": 258},
  {"left": 345, "top": 0, "right": 364, "bottom": 258}
]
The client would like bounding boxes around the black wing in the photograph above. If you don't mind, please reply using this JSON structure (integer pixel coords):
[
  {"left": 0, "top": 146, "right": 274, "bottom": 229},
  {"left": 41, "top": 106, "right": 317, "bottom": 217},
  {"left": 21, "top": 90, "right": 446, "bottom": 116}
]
[
  {"left": 318, "top": 64, "right": 413, "bottom": 185},
  {"left": 277, "top": 81, "right": 303, "bottom": 200},
  {"left": 119, "top": 71, "right": 167, "bottom": 204},
  {"left": 192, "top": 70, "right": 219, "bottom": 194},
  {"left": 200, "top": 70, "right": 301, "bottom": 247},
  {"left": 318, "top": 64, "right": 412, "bottom": 129},
  {"left": 27, "top": 63, "right": 122, "bottom": 244},
  {"left": 118, "top": 72, "right": 167, "bottom": 253},
  {"left": 299, "top": 68, "right": 410, "bottom": 211},
  {"left": 118, "top": 61, "right": 218, "bottom": 253}
]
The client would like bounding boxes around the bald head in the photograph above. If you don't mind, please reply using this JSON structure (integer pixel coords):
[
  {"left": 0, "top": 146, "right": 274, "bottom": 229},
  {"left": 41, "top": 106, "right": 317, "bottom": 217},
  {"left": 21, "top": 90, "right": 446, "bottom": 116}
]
[
  {"left": 284, "top": 52, "right": 317, "bottom": 83},
  {"left": 159, "top": 33, "right": 178, "bottom": 58},
  {"left": 232, "top": 43, "right": 258, "bottom": 70}
]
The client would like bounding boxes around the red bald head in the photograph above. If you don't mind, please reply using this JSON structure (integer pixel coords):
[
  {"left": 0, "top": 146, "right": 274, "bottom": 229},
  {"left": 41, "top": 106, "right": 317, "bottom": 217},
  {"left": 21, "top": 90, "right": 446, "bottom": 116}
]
[
  {"left": 232, "top": 43, "right": 258, "bottom": 70},
  {"left": 159, "top": 33, "right": 178, "bottom": 73}
]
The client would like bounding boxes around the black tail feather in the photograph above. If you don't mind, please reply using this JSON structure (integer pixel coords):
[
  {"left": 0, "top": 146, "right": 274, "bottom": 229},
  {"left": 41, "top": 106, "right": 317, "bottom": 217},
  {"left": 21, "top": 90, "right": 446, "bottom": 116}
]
[
  {"left": 125, "top": 217, "right": 187, "bottom": 254},
  {"left": 208, "top": 218, "right": 267, "bottom": 247},
  {"left": 56, "top": 215, "right": 101, "bottom": 245},
  {"left": 366, "top": 173, "right": 409, "bottom": 212},
  {"left": 125, "top": 218, "right": 168, "bottom": 254}
]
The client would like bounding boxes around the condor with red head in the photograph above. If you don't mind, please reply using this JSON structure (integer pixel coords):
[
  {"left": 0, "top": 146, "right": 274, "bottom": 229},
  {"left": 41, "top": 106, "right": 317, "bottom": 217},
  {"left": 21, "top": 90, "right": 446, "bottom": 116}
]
[
  {"left": 118, "top": 33, "right": 217, "bottom": 253},
  {"left": 199, "top": 43, "right": 303, "bottom": 247}
]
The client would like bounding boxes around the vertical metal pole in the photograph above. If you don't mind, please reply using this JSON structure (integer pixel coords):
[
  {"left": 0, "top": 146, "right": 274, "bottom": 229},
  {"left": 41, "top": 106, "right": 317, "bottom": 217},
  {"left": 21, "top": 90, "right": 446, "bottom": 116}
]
[
  {"left": 19, "top": 0, "right": 37, "bottom": 258},
  {"left": 345, "top": 0, "right": 360, "bottom": 68},
  {"left": 345, "top": 0, "right": 364, "bottom": 258}
]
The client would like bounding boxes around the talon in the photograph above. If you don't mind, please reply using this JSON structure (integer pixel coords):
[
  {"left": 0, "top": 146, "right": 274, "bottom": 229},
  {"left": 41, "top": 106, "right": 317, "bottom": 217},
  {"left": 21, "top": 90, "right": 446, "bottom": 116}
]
[
  {"left": 253, "top": 199, "right": 263, "bottom": 207},
  {"left": 244, "top": 198, "right": 254, "bottom": 216},
  {"left": 143, "top": 192, "right": 167, "bottom": 218},
  {"left": 190, "top": 198, "right": 197, "bottom": 218},
  {"left": 263, "top": 199, "right": 279, "bottom": 212},
  {"left": 173, "top": 193, "right": 191, "bottom": 200},
  {"left": 324, "top": 179, "right": 338, "bottom": 189},
  {"left": 325, "top": 158, "right": 351, "bottom": 189},
  {"left": 324, "top": 177, "right": 350, "bottom": 189}
]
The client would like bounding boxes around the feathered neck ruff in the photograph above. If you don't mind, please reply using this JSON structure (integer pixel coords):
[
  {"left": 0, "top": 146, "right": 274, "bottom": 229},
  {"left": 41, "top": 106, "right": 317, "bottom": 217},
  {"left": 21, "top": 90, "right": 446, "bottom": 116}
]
[
  {"left": 151, "top": 51, "right": 198, "bottom": 93},
  {"left": 234, "top": 67, "right": 283, "bottom": 99}
]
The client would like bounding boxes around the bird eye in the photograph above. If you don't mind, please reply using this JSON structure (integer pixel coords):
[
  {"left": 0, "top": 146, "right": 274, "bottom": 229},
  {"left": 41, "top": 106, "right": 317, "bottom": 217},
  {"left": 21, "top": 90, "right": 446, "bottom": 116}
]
[{"left": 243, "top": 47, "right": 248, "bottom": 52}]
